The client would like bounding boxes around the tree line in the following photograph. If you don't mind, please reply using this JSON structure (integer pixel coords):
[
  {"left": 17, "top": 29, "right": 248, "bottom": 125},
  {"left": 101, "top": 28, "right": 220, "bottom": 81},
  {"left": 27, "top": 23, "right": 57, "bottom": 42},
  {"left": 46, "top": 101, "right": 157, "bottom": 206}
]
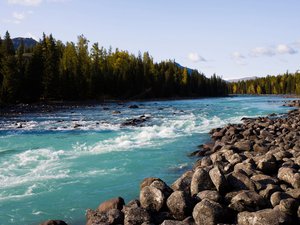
[
  {"left": 228, "top": 71, "right": 300, "bottom": 95},
  {"left": 0, "top": 31, "right": 228, "bottom": 104}
]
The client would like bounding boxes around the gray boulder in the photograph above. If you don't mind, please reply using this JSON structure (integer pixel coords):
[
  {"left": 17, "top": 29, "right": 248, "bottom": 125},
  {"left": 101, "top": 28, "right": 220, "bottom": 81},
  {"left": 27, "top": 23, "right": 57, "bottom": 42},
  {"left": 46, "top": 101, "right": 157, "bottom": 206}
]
[
  {"left": 192, "top": 199, "right": 225, "bottom": 225},
  {"left": 190, "top": 168, "right": 214, "bottom": 196},
  {"left": 140, "top": 186, "right": 165, "bottom": 212},
  {"left": 237, "top": 208, "right": 292, "bottom": 225},
  {"left": 166, "top": 191, "right": 193, "bottom": 220}
]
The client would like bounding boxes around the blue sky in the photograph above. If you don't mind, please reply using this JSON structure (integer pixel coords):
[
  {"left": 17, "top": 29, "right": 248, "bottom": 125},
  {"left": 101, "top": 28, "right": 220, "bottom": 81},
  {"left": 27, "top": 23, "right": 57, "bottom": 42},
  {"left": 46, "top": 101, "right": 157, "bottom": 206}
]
[{"left": 1, "top": 0, "right": 300, "bottom": 80}]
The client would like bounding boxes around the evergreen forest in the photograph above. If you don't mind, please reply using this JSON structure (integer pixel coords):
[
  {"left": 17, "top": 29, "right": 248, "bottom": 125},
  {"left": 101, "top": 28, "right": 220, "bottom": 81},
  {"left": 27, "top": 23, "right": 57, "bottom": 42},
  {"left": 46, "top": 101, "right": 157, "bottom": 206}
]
[
  {"left": 228, "top": 71, "right": 300, "bottom": 95},
  {"left": 0, "top": 31, "right": 228, "bottom": 104}
]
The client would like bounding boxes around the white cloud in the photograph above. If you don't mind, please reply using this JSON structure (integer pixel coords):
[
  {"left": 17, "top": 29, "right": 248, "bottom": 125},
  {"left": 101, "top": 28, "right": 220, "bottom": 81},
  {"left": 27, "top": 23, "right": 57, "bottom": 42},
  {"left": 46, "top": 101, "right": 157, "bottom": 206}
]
[
  {"left": 231, "top": 51, "right": 245, "bottom": 60},
  {"left": 231, "top": 52, "right": 247, "bottom": 65},
  {"left": 188, "top": 52, "right": 206, "bottom": 63},
  {"left": 250, "top": 47, "right": 275, "bottom": 57},
  {"left": 7, "top": 0, "right": 42, "bottom": 6},
  {"left": 12, "top": 12, "right": 26, "bottom": 20},
  {"left": 276, "top": 44, "right": 297, "bottom": 55}
]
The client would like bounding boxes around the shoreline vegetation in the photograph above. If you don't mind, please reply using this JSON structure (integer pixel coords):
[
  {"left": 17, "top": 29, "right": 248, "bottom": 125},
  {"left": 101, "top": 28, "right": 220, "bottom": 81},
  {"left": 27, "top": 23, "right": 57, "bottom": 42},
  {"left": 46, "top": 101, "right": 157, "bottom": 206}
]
[
  {"left": 39, "top": 100, "right": 300, "bottom": 225},
  {"left": 0, "top": 31, "right": 227, "bottom": 105}
]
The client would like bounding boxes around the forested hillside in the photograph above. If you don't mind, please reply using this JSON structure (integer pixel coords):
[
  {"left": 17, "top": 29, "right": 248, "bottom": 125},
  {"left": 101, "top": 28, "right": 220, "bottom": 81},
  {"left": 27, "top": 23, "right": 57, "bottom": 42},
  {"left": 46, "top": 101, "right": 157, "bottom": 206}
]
[
  {"left": 228, "top": 72, "right": 300, "bottom": 95},
  {"left": 0, "top": 31, "right": 228, "bottom": 104}
]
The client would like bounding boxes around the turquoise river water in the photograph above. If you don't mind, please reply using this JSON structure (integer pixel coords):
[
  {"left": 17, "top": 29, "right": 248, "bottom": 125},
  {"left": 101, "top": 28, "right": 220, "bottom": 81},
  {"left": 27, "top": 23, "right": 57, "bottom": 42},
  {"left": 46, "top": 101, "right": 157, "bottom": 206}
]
[{"left": 0, "top": 96, "right": 295, "bottom": 225}]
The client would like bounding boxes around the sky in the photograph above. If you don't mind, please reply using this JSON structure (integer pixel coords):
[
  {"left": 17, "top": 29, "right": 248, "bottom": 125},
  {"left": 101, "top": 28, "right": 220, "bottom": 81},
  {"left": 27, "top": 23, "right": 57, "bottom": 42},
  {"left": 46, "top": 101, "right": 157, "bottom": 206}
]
[{"left": 0, "top": 0, "right": 300, "bottom": 80}]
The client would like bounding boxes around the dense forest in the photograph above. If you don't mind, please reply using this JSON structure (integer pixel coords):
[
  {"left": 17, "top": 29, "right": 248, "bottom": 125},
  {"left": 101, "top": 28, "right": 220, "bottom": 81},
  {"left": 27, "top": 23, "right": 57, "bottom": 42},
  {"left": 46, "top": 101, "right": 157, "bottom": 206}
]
[
  {"left": 228, "top": 71, "right": 300, "bottom": 95},
  {"left": 0, "top": 31, "right": 228, "bottom": 104}
]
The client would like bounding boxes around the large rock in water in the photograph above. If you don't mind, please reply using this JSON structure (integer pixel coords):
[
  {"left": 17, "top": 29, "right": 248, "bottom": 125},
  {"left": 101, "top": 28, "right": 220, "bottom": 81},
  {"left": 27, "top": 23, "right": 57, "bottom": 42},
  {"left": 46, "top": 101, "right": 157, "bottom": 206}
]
[
  {"left": 192, "top": 199, "right": 225, "bottom": 225},
  {"left": 39, "top": 221, "right": 68, "bottom": 225},
  {"left": 166, "top": 191, "right": 193, "bottom": 220},
  {"left": 98, "top": 197, "right": 125, "bottom": 213},
  {"left": 237, "top": 208, "right": 292, "bottom": 225},
  {"left": 140, "top": 186, "right": 165, "bottom": 212}
]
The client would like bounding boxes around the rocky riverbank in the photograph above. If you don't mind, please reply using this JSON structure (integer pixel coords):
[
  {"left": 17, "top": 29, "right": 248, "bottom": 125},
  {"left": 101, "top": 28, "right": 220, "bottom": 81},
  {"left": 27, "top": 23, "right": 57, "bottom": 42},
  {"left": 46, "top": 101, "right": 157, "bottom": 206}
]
[{"left": 41, "top": 100, "right": 300, "bottom": 225}]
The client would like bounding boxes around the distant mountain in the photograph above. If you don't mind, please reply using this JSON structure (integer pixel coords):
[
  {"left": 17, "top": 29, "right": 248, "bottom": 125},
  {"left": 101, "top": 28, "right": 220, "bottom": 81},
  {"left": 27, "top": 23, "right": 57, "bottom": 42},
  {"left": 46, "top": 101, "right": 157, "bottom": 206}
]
[
  {"left": 12, "top": 37, "right": 38, "bottom": 50},
  {"left": 175, "top": 62, "right": 194, "bottom": 75},
  {"left": 227, "top": 76, "right": 258, "bottom": 83}
]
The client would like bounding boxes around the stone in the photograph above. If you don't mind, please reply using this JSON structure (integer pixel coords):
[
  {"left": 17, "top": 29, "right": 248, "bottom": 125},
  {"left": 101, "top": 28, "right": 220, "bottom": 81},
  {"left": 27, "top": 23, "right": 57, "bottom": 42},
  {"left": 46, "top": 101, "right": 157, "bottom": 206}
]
[
  {"left": 150, "top": 180, "right": 173, "bottom": 198},
  {"left": 251, "top": 174, "right": 278, "bottom": 189},
  {"left": 140, "top": 186, "right": 165, "bottom": 212},
  {"left": 98, "top": 197, "right": 125, "bottom": 213},
  {"left": 124, "top": 207, "right": 152, "bottom": 225},
  {"left": 140, "top": 177, "right": 163, "bottom": 190},
  {"left": 278, "top": 167, "right": 300, "bottom": 189},
  {"left": 196, "top": 190, "right": 222, "bottom": 203},
  {"left": 128, "top": 104, "right": 139, "bottom": 109},
  {"left": 253, "top": 143, "right": 268, "bottom": 153},
  {"left": 237, "top": 208, "right": 291, "bottom": 225},
  {"left": 259, "top": 184, "right": 281, "bottom": 199},
  {"left": 166, "top": 191, "right": 193, "bottom": 220},
  {"left": 86, "top": 209, "right": 107, "bottom": 225},
  {"left": 172, "top": 171, "right": 194, "bottom": 193},
  {"left": 257, "top": 161, "right": 277, "bottom": 174},
  {"left": 39, "top": 220, "right": 68, "bottom": 225},
  {"left": 107, "top": 209, "right": 124, "bottom": 224},
  {"left": 190, "top": 168, "right": 215, "bottom": 196},
  {"left": 227, "top": 171, "right": 256, "bottom": 191},
  {"left": 278, "top": 198, "right": 299, "bottom": 216},
  {"left": 286, "top": 188, "right": 300, "bottom": 199},
  {"left": 234, "top": 140, "right": 252, "bottom": 151},
  {"left": 209, "top": 166, "right": 228, "bottom": 194},
  {"left": 160, "top": 220, "right": 192, "bottom": 225},
  {"left": 229, "top": 190, "right": 267, "bottom": 212},
  {"left": 192, "top": 199, "right": 225, "bottom": 225},
  {"left": 270, "top": 191, "right": 291, "bottom": 207}
]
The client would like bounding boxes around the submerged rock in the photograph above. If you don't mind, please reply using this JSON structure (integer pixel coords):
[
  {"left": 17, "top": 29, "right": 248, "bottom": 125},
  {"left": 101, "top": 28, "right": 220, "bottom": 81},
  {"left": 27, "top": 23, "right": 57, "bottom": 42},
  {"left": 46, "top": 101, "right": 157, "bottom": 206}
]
[{"left": 39, "top": 220, "right": 68, "bottom": 225}]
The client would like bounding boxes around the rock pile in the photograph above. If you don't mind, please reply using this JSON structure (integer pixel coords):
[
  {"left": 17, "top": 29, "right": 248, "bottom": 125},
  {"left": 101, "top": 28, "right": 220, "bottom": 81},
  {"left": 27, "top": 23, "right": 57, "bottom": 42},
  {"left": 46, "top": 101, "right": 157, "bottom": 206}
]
[
  {"left": 86, "top": 102, "right": 300, "bottom": 225},
  {"left": 284, "top": 100, "right": 300, "bottom": 107}
]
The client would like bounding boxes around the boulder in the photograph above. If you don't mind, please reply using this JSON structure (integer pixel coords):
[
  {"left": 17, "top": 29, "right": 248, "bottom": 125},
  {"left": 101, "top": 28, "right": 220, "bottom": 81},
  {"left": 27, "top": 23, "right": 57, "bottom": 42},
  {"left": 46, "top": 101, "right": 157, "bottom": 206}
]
[
  {"left": 150, "top": 180, "right": 173, "bottom": 198},
  {"left": 190, "top": 168, "right": 214, "bottom": 196},
  {"left": 128, "top": 104, "right": 139, "bottom": 109},
  {"left": 251, "top": 174, "right": 278, "bottom": 189},
  {"left": 278, "top": 167, "right": 300, "bottom": 189},
  {"left": 237, "top": 208, "right": 292, "bottom": 225},
  {"left": 278, "top": 198, "right": 299, "bottom": 216},
  {"left": 166, "top": 191, "right": 193, "bottom": 220},
  {"left": 209, "top": 166, "right": 228, "bottom": 194},
  {"left": 286, "top": 188, "right": 300, "bottom": 199},
  {"left": 270, "top": 191, "right": 291, "bottom": 207},
  {"left": 98, "top": 197, "right": 125, "bottom": 213},
  {"left": 229, "top": 190, "right": 267, "bottom": 212},
  {"left": 192, "top": 199, "right": 225, "bottom": 225},
  {"left": 140, "top": 177, "right": 163, "bottom": 190},
  {"left": 234, "top": 140, "right": 252, "bottom": 151},
  {"left": 172, "top": 171, "right": 194, "bottom": 193},
  {"left": 140, "top": 186, "right": 165, "bottom": 212},
  {"left": 196, "top": 190, "right": 222, "bottom": 203},
  {"left": 39, "top": 220, "right": 68, "bottom": 225},
  {"left": 227, "top": 171, "right": 256, "bottom": 191},
  {"left": 124, "top": 207, "right": 152, "bottom": 225},
  {"left": 86, "top": 209, "right": 107, "bottom": 225},
  {"left": 259, "top": 184, "right": 281, "bottom": 199}
]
